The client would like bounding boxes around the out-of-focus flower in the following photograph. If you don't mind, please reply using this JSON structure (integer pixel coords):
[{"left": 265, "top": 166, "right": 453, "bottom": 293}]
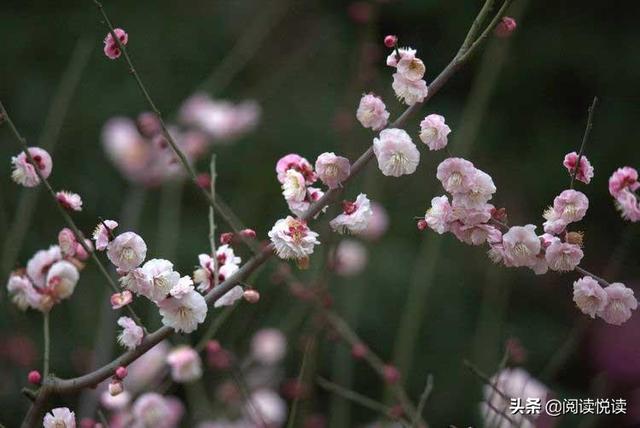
[
  {"left": 46, "top": 260, "right": 80, "bottom": 300},
  {"left": 333, "top": 239, "right": 368, "bottom": 276},
  {"left": 158, "top": 290, "right": 207, "bottom": 333},
  {"left": 361, "top": 201, "right": 389, "bottom": 241},
  {"left": 111, "top": 290, "right": 133, "bottom": 309},
  {"left": 419, "top": 114, "right": 451, "bottom": 151},
  {"left": 214, "top": 285, "right": 244, "bottom": 308},
  {"left": 563, "top": 152, "right": 594, "bottom": 184},
  {"left": 26, "top": 245, "right": 61, "bottom": 288},
  {"left": 11, "top": 147, "right": 53, "bottom": 187},
  {"left": 245, "top": 389, "right": 287, "bottom": 427},
  {"left": 609, "top": 167, "right": 639, "bottom": 199},
  {"left": 131, "top": 393, "right": 183, "bottom": 428},
  {"left": 356, "top": 94, "right": 389, "bottom": 131},
  {"left": 43, "top": 407, "right": 76, "bottom": 428},
  {"left": 251, "top": 328, "right": 287, "bottom": 365},
  {"left": 103, "top": 28, "right": 128, "bottom": 60},
  {"left": 117, "top": 316, "right": 144, "bottom": 350},
  {"left": 6, "top": 273, "right": 40, "bottom": 311},
  {"left": 107, "top": 232, "right": 147, "bottom": 272},
  {"left": 167, "top": 346, "right": 202, "bottom": 383}
]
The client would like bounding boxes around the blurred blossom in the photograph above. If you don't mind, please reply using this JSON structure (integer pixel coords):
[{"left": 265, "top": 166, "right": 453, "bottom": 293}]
[
  {"left": 245, "top": 389, "right": 287, "bottom": 427},
  {"left": 332, "top": 239, "right": 368, "bottom": 276},
  {"left": 126, "top": 341, "right": 170, "bottom": 393},
  {"left": 0, "top": 334, "right": 36, "bottom": 367},
  {"left": 361, "top": 201, "right": 389, "bottom": 240},
  {"left": 179, "top": 93, "right": 260, "bottom": 142},
  {"left": 480, "top": 368, "right": 548, "bottom": 428},
  {"left": 251, "top": 328, "right": 287, "bottom": 365},
  {"left": 131, "top": 393, "right": 183, "bottom": 428},
  {"left": 101, "top": 389, "right": 131, "bottom": 411},
  {"left": 166, "top": 346, "right": 202, "bottom": 383}
]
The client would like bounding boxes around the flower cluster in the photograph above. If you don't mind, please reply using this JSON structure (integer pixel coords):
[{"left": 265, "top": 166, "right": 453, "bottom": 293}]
[
  {"left": 563, "top": 151, "right": 594, "bottom": 184},
  {"left": 193, "top": 240, "right": 246, "bottom": 309},
  {"left": 276, "top": 153, "right": 326, "bottom": 216},
  {"left": 386, "top": 47, "right": 429, "bottom": 105},
  {"left": 103, "top": 28, "right": 128, "bottom": 60},
  {"left": 6, "top": 239, "right": 86, "bottom": 313},
  {"left": 609, "top": 166, "right": 640, "bottom": 222},
  {"left": 573, "top": 277, "right": 637, "bottom": 325}
]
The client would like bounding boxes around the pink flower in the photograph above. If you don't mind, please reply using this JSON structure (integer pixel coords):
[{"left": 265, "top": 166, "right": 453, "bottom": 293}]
[
  {"left": 26, "top": 245, "right": 62, "bottom": 288},
  {"left": 58, "top": 228, "right": 78, "bottom": 257},
  {"left": 391, "top": 73, "right": 429, "bottom": 106},
  {"left": 397, "top": 53, "right": 426, "bottom": 82},
  {"left": 193, "top": 254, "right": 216, "bottom": 292},
  {"left": 158, "top": 290, "right": 208, "bottom": 333},
  {"left": 6, "top": 273, "right": 41, "bottom": 311},
  {"left": 615, "top": 189, "right": 640, "bottom": 222},
  {"left": 43, "top": 407, "right": 76, "bottom": 428},
  {"left": 356, "top": 94, "right": 390, "bottom": 131},
  {"left": 333, "top": 239, "right": 368, "bottom": 277},
  {"left": 169, "top": 276, "right": 195, "bottom": 299},
  {"left": 543, "top": 189, "right": 589, "bottom": 234},
  {"left": 361, "top": 201, "right": 389, "bottom": 241},
  {"left": 251, "top": 328, "right": 287, "bottom": 365},
  {"left": 419, "top": 114, "right": 451, "bottom": 151},
  {"left": 275, "top": 154, "right": 316, "bottom": 184},
  {"left": 502, "top": 225, "right": 541, "bottom": 267},
  {"left": 93, "top": 219, "right": 118, "bottom": 251},
  {"left": 46, "top": 260, "right": 80, "bottom": 300},
  {"left": 563, "top": 152, "right": 594, "bottom": 184},
  {"left": 111, "top": 290, "right": 133, "bottom": 309},
  {"left": 103, "top": 28, "right": 128, "bottom": 60},
  {"left": 436, "top": 158, "right": 476, "bottom": 194},
  {"left": 573, "top": 276, "right": 608, "bottom": 318},
  {"left": 383, "top": 35, "right": 398, "bottom": 48},
  {"left": 56, "top": 191, "right": 83, "bottom": 211},
  {"left": 609, "top": 167, "right": 639, "bottom": 198},
  {"left": 117, "top": 316, "right": 144, "bottom": 350},
  {"left": 167, "top": 346, "right": 202, "bottom": 383},
  {"left": 268, "top": 217, "right": 320, "bottom": 260},
  {"left": 247, "top": 389, "right": 287, "bottom": 426},
  {"left": 451, "top": 222, "right": 501, "bottom": 246},
  {"left": 136, "top": 259, "right": 180, "bottom": 302},
  {"left": 132, "top": 393, "right": 183, "bottom": 428},
  {"left": 598, "top": 283, "right": 638, "bottom": 325},
  {"left": 11, "top": 147, "right": 53, "bottom": 187},
  {"left": 494, "top": 16, "right": 517, "bottom": 38},
  {"left": 545, "top": 241, "right": 583, "bottom": 272},
  {"left": 107, "top": 232, "right": 147, "bottom": 272},
  {"left": 452, "top": 169, "right": 496, "bottom": 209},
  {"left": 329, "top": 193, "right": 373, "bottom": 234},
  {"left": 315, "top": 152, "right": 351, "bottom": 189},
  {"left": 216, "top": 244, "right": 241, "bottom": 267},
  {"left": 386, "top": 47, "right": 416, "bottom": 68},
  {"left": 424, "top": 195, "right": 453, "bottom": 234},
  {"left": 373, "top": 128, "right": 420, "bottom": 177}
]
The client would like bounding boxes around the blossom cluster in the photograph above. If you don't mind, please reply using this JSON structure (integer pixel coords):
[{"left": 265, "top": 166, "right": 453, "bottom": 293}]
[{"left": 609, "top": 166, "right": 640, "bottom": 222}]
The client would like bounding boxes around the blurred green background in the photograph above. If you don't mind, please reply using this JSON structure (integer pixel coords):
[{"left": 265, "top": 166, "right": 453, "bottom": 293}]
[{"left": 2, "top": 0, "right": 640, "bottom": 426}]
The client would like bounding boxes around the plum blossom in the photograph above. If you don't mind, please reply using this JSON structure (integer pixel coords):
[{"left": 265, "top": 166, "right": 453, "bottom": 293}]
[
  {"left": 214, "top": 285, "right": 244, "bottom": 308},
  {"left": 502, "top": 225, "right": 541, "bottom": 267},
  {"left": 169, "top": 276, "right": 195, "bottom": 299},
  {"left": 158, "top": 290, "right": 208, "bottom": 333},
  {"left": 93, "top": 219, "right": 118, "bottom": 251},
  {"left": 424, "top": 195, "right": 453, "bottom": 234},
  {"left": 494, "top": 16, "right": 517, "bottom": 38},
  {"left": 43, "top": 407, "right": 76, "bottom": 428},
  {"left": 315, "top": 152, "right": 350, "bottom": 189},
  {"left": 329, "top": 194, "right": 373, "bottom": 234},
  {"left": 246, "top": 389, "right": 287, "bottom": 426},
  {"left": 103, "top": 28, "right": 128, "bottom": 60},
  {"left": 107, "top": 232, "right": 147, "bottom": 272},
  {"left": 117, "top": 316, "right": 144, "bottom": 350},
  {"left": 333, "top": 240, "right": 368, "bottom": 276},
  {"left": 361, "top": 201, "right": 389, "bottom": 241},
  {"left": 373, "top": 128, "right": 420, "bottom": 177},
  {"left": 131, "top": 393, "right": 183, "bottom": 428},
  {"left": 614, "top": 188, "right": 640, "bottom": 222},
  {"left": 275, "top": 154, "right": 316, "bottom": 184},
  {"left": 545, "top": 241, "right": 583, "bottom": 272},
  {"left": 450, "top": 222, "right": 501, "bottom": 246},
  {"left": 137, "top": 259, "right": 180, "bottom": 302},
  {"left": 543, "top": 189, "right": 589, "bottom": 234},
  {"left": 250, "top": 329, "right": 287, "bottom": 365},
  {"left": 419, "top": 114, "right": 451, "bottom": 150},
  {"left": 609, "top": 166, "right": 639, "bottom": 198},
  {"left": 55, "top": 191, "right": 83, "bottom": 211},
  {"left": 11, "top": 147, "right": 53, "bottom": 187},
  {"left": 281, "top": 169, "right": 307, "bottom": 203},
  {"left": 436, "top": 158, "right": 476, "bottom": 194},
  {"left": 6, "top": 273, "right": 40, "bottom": 311},
  {"left": 26, "top": 245, "right": 62, "bottom": 288},
  {"left": 268, "top": 216, "right": 320, "bottom": 261},
  {"left": 386, "top": 47, "right": 416, "bottom": 67},
  {"left": 356, "top": 94, "right": 389, "bottom": 131},
  {"left": 167, "top": 346, "right": 202, "bottom": 383},
  {"left": 598, "top": 283, "right": 638, "bottom": 325},
  {"left": 391, "top": 73, "right": 429, "bottom": 106},
  {"left": 111, "top": 290, "right": 133, "bottom": 309},
  {"left": 563, "top": 152, "right": 594, "bottom": 184},
  {"left": 573, "top": 276, "right": 608, "bottom": 318},
  {"left": 46, "top": 260, "right": 80, "bottom": 301},
  {"left": 58, "top": 228, "right": 77, "bottom": 257}
]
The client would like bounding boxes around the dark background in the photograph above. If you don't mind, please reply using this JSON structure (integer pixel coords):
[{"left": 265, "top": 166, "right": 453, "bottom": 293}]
[{"left": 1, "top": 0, "right": 640, "bottom": 426}]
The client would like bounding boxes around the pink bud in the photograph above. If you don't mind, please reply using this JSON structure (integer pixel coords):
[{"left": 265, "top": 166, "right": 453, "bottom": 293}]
[
  {"left": 351, "top": 343, "right": 368, "bottom": 359},
  {"left": 494, "top": 16, "right": 517, "bottom": 38},
  {"left": 243, "top": 289, "right": 260, "bottom": 303},
  {"left": 206, "top": 340, "right": 222, "bottom": 355},
  {"left": 75, "top": 241, "right": 90, "bottom": 260},
  {"left": 137, "top": 112, "right": 161, "bottom": 137},
  {"left": 110, "top": 290, "right": 133, "bottom": 309},
  {"left": 27, "top": 370, "right": 41, "bottom": 385},
  {"left": 115, "top": 365, "right": 128, "bottom": 380},
  {"left": 220, "top": 232, "right": 234, "bottom": 245},
  {"left": 383, "top": 364, "right": 400, "bottom": 384},
  {"left": 384, "top": 35, "right": 398, "bottom": 48},
  {"left": 196, "top": 173, "right": 211, "bottom": 189},
  {"left": 389, "top": 404, "right": 404, "bottom": 419},
  {"left": 108, "top": 379, "right": 124, "bottom": 396},
  {"left": 80, "top": 418, "right": 97, "bottom": 428},
  {"left": 240, "top": 228, "right": 257, "bottom": 239},
  {"left": 417, "top": 219, "right": 428, "bottom": 231}
]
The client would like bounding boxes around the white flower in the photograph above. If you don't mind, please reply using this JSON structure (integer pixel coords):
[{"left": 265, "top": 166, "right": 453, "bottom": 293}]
[
  {"left": 214, "top": 285, "right": 244, "bottom": 308},
  {"left": 167, "top": 346, "right": 202, "bottom": 383},
  {"left": 107, "top": 232, "right": 147, "bottom": 272},
  {"left": 43, "top": 407, "right": 76, "bottom": 428},
  {"left": 46, "top": 260, "right": 80, "bottom": 300},
  {"left": 356, "top": 94, "right": 389, "bottom": 131},
  {"left": 6, "top": 274, "right": 40, "bottom": 311},
  {"left": 281, "top": 169, "right": 307, "bottom": 203},
  {"left": 251, "top": 328, "right": 287, "bottom": 365},
  {"left": 392, "top": 73, "right": 428, "bottom": 106},
  {"left": 170, "top": 276, "right": 195, "bottom": 299},
  {"left": 373, "top": 128, "right": 420, "bottom": 177},
  {"left": 329, "top": 193, "right": 373, "bottom": 234},
  {"left": 216, "top": 244, "right": 241, "bottom": 266},
  {"left": 117, "top": 316, "right": 144, "bottom": 350},
  {"left": 268, "top": 216, "right": 320, "bottom": 260},
  {"left": 246, "top": 389, "right": 287, "bottom": 426},
  {"left": 140, "top": 259, "right": 181, "bottom": 302},
  {"left": 502, "top": 225, "right": 541, "bottom": 267},
  {"left": 158, "top": 290, "right": 208, "bottom": 333},
  {"left": 26, "top": 245, "right": 62, "bottom": 288}
]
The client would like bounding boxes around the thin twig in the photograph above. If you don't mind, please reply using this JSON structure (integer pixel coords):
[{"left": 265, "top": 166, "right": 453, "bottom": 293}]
[
  {"left": 43, "top": 312, "right": 50, "bottom": 378},
  {"left": 570, "top": 97, "right": 598, "bottom": 189},
  {"left": 287, "top": 338, "right": 314, "bottom": 428},
  {"left": 0, "top": 102, "right": 145, "bottom": 327},
  {"left": 413, "top": 374, "right": 434, "bottom": 427}
]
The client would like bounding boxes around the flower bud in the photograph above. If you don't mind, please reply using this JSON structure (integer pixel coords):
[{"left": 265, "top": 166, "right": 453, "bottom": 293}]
[
  {"left": 351, "top": 343, "right": 368, "bottom": 359},
  {"left": 115, "top": 365, "right": 128, "bottom": 380},
  {"left": 494, "top": 16, "right": 517, "bottom": 38},
  {"left": 243, "top": 289, "right": 260, "bottom": 303},
  {"left": 220, "top": 232, "right": 234, "bottom": 245},
  {"left": 417, "top": 219, "right": 428, "bottom": 231},
  {"left": 196, "top": 173, "right": 211, "bottom": 189},
  {"left": 384, "top": 35, "right": 398, "bottom": 48},
  {"left": 206, "top": 340, "right": 222, "bottom": 355},
  {"left": 383, "top": 364, "right": 400, "bottom": 384},
  {"left": 27, "top": 370, "right": 42, "bottom": 385},
  {"left": 108, "top": 379, "right": 124, "bottom": 396},
  {"left": 240, "top": 228, "right": 257, "bottom": 239}
]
